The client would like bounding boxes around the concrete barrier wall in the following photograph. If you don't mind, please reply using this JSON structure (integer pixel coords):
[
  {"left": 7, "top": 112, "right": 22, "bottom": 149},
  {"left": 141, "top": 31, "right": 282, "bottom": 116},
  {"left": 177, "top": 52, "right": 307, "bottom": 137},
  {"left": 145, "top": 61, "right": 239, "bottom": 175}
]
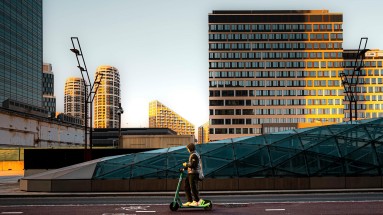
[{"left": 20, "top": 176, "right": 383, "bottom": 192}]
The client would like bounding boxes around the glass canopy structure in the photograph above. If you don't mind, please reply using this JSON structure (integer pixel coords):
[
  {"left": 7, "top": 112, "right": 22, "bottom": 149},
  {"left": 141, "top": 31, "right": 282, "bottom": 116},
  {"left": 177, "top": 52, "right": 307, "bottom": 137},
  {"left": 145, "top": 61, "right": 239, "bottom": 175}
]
[{"left": 92, "top": 118, "right": 383, "bottom": 179}]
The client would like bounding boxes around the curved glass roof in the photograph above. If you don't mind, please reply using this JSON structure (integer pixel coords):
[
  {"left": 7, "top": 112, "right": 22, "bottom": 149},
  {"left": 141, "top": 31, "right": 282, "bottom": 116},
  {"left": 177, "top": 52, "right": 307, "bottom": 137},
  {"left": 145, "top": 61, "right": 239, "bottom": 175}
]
[{"left": 91, "top": 118, "right": 383, "bottom": 179}]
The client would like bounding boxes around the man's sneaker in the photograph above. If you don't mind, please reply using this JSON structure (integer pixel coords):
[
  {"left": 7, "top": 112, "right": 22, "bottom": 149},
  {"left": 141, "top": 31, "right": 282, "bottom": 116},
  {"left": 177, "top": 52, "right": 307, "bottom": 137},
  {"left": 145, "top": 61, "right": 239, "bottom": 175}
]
[
  {"left": 198, "top": 199, "right": 205, "bottom": 205},
  {"left": 182, "top": 202, "right": 191, "bottom": 206},
  {"left": 189, "top": 201, "right": 198, "bottom": 206}
]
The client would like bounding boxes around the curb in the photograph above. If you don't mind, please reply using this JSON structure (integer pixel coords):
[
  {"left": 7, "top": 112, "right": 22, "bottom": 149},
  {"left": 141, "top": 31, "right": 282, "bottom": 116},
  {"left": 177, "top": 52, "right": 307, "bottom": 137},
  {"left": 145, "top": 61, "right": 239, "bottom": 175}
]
[{"left": 1, "top": 188, "right": 383, "bottom": 198}]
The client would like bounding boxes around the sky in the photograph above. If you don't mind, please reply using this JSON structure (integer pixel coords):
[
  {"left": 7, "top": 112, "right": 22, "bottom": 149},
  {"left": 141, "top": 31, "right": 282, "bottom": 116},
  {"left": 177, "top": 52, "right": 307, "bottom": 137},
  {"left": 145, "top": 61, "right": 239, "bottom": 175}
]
[{"left": 43, "top": 0, "right": 383, "bottom": 129}]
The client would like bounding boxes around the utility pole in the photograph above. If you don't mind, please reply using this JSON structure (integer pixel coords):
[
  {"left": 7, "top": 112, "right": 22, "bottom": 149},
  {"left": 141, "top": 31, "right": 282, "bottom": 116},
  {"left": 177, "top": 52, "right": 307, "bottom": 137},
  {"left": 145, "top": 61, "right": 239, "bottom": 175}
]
[{"left": 70, "top": 37, "right": 103, "bottom": 161}]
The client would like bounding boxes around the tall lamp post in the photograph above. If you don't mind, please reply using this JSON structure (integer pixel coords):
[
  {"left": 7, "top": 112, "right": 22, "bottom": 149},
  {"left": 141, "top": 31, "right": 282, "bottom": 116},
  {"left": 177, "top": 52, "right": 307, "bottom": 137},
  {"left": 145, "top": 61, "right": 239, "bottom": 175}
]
[
  {"left": 117, "top": 102, "right": 124, "bottom": 148},
  {"left": 70, "top": 37, "right": 103, "bottom": 160}
]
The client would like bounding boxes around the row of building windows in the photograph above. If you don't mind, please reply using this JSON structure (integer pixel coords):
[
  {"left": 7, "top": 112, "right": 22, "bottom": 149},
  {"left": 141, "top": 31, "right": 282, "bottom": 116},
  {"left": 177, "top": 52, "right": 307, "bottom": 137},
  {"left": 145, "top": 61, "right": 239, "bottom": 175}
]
[
  {"left": 210, "top": 79, "right": 383, "bottom": 89},
  {"left": 209, "top": 70, "right": 342, "bottom": 78},
  {"left": 210, "top": 95, "right": 383, "bottom": 106},
  {"left": 209, "top": 79, "right": 342, "bottom": 88},
  {"left": 209, "top": 24, "right": 343, "bottom": 32},
  {"left": 209, "top": 118, "right": 347, "bottom": 135},
  {"left": 211, "top": 107, "right": 344, "bottom": 117},
  {"left": 209, "top": 51, "right": 343, "bottom": 60},
  {"left": 345, "top": 112, "right": 383, "bottom": 119},
  {"left": 209, "top": 60, "right": 346, "bottom": 69},
  {"left": 209, "top": 33, "right": 343, "bottom": 41},
  {"left": 210, "top": 89, "right": 345, "bottom": 97},
  {"left": 209, "top": 42, "right": 342, "bottom": 50},
  {"left": 210, "top": 127, "right": 262, "bottom": 135},
  {"left": 211, "top": 110, "right": 344, "bottom": 125},
  {"left": 209, "top": 99, "right": 345, "bottom": 106}
]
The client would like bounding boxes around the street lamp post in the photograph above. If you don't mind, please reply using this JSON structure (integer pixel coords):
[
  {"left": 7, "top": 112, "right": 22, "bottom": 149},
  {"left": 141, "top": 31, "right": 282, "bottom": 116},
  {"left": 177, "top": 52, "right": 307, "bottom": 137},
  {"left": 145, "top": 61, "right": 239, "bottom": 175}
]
[
  {"left": 117, "top": 102, "right": 124, "bottom": 148},
  {"left": 70, "top": 37, "right": 103, "bottom": 161}
]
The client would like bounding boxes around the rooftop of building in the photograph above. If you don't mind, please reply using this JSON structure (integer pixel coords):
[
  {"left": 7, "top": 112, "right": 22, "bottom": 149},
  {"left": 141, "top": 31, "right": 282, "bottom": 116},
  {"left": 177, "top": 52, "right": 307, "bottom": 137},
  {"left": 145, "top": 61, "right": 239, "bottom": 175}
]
[{"left": 211, "top": 10, "right": 341, "bottom": 15}]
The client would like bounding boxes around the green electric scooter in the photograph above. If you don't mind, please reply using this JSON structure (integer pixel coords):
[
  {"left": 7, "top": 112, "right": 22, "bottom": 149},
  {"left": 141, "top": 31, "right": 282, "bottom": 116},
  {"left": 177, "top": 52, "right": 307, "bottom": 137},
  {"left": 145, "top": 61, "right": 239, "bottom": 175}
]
[{"left": 169, "top": 168, "right": 213, "bottom": 211}]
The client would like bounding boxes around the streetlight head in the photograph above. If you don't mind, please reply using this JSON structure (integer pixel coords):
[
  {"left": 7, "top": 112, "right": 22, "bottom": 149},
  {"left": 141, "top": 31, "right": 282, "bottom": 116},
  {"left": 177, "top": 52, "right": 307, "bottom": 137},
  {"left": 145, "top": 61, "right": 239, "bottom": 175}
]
[
  {"left": 70, "top": 48, "right": 81, "bottom": 55},
  {"left": 77, "top": 66, "right": 85, "bottom": 71}
]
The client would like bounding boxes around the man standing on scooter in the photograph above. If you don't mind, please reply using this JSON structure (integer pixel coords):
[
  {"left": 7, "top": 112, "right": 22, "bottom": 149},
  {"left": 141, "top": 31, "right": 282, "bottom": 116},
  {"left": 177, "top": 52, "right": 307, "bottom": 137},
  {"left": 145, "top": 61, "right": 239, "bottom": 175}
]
[{"left": 182, "top": 143, "right": 204, "bottom": 207}]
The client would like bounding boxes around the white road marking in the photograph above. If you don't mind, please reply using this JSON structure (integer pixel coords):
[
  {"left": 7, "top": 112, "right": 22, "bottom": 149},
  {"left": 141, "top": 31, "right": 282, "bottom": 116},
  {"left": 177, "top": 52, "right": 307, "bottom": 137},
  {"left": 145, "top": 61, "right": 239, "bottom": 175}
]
[
  {"left": 265, "top": 208, "right": 285, "bottom": 211},
  {"left": 135, "top": 211, "right": 156, "bottom": 213},
  {"left": 1, "top": 212, "right": 24, "bottom": 214}
]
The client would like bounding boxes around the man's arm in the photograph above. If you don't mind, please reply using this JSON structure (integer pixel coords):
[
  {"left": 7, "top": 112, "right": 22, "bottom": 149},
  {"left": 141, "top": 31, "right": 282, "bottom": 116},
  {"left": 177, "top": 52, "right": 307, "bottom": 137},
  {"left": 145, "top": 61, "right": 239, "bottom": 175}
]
[{"left": 187, "top": 154, "right": 199, "bottom": 169}]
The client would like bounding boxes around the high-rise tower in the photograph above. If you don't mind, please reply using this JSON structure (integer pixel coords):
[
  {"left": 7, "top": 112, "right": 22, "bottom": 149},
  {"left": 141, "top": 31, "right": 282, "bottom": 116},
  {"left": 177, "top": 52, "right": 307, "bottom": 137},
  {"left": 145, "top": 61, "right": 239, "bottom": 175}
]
[
  {"left": 94, "top": 65, "right": 120, "bottom": 128},
  {"left": 42, "top": 63, "right": 56, "bottom": 114},
  {"left": 0, "top": 0, "right": 43, "bottom": 107},
  {"left": 208, "top": 10, "right": 344, "bottom": 141},
  {"left": 64, "top": 77, "right": 86, "bottom": 122}
]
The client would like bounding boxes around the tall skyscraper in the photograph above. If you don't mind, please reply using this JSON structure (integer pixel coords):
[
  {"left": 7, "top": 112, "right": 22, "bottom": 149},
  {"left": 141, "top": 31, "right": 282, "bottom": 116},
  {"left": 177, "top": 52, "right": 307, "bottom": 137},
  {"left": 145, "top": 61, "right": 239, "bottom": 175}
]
[
  {"left": 343, "top": 49, "right": 383, "bottom": 120},
  {"left": 42, "top": 63, "right": 56, "bottom": 114},
  {"left": 64, "top": 77, "right": 86, "bottom": 122},
  {"left": 208, "top": 10, "right": 344, "bottom": 141},
  {"left": 0, "top": 0, "right": 43, "bottom": 107},
  {"left": 149, "top": 100, "right": 195, "bottom": 136},
  {"left": 94, "top": 65, "right": 120, "bottom": 128}
]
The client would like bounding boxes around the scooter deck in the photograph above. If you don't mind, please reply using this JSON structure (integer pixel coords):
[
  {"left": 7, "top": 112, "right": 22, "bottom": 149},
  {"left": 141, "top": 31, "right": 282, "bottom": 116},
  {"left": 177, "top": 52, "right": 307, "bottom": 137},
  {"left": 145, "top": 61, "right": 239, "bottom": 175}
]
[{"left": 180, "top": 202, "right": 211, "bottom": 208}]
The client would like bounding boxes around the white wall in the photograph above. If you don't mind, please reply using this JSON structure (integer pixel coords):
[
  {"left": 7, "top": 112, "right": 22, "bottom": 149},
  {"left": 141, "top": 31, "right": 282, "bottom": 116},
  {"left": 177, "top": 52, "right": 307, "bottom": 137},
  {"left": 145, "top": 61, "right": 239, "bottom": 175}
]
[{"left": 0, "top": 111, "right": 84, "bottom": 147}]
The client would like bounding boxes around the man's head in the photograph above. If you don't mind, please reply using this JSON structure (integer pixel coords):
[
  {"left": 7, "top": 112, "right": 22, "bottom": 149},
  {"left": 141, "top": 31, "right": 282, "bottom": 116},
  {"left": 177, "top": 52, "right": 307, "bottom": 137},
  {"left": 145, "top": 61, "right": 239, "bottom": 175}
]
[{"left": 186, "top": 142, "right": 195, "bottom": 153}]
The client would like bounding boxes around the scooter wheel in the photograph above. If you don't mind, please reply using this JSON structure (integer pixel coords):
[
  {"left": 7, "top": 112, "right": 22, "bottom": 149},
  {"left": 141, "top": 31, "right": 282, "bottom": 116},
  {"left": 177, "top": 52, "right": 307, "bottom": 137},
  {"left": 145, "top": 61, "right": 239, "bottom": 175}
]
[
  {"left": 169, "top": 202, "right": 179, "bottom": 211},
  {"left": 204, "top": 200, "right": 213, "bottom": 211}
]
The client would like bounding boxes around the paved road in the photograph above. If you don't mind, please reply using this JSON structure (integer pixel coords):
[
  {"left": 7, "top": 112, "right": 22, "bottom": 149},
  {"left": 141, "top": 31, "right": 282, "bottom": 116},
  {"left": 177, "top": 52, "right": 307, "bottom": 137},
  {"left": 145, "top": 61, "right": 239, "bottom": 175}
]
[
  {"left": 1, "top": 192, "right": 383, "bottom": 205},
  {"left": 1, "top": 174, "right": 383, "bottom": 214},
  {"left": 1, "top": 202, "right": 383, "bottom": 215},
  {"left": 0, "top": 192, "right": 383, "bottom": 214}
]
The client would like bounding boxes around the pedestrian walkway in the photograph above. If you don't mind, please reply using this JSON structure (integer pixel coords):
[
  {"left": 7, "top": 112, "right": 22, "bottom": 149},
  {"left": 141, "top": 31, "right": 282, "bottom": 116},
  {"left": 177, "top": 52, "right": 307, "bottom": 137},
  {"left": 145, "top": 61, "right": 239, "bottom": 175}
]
[
  {"left": 1, "top": 171, "right": 383, "bottom": 198},
  {"left": 0, "top": 170, "right": 24, "bottom": 195}
]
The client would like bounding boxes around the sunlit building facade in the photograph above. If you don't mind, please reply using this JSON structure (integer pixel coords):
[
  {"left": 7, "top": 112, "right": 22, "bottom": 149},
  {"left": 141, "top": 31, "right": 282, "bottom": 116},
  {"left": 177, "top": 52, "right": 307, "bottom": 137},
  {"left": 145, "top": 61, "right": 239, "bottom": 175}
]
[
  {"left": 209, "top": 10, "right": 344, "bottom": 141},
  {"left": 64, "top": 77, "right": 85, "bottom": 123},
  {"left": 343, "top": 49, "right": 383, "bottom": 121},
  {"left": 42, "top": 63, "right": 56, "bottom": 114},
  {"left": 149, "top": 100, "right": 195, "bottom": 136},
  {"left": 94, "top": 65, "right": 120, "bottom": 128},
  {"left": 0, "top": 0, "right": 43, "bottom": 108},
  {"left": 197, "top": 121, "right": 209, "bottom": 144}
]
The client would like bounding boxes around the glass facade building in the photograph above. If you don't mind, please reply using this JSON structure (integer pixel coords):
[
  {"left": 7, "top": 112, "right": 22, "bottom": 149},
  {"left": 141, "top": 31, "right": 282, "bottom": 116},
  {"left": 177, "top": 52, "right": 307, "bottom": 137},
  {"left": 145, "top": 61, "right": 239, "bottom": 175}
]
[
  {"left": 42, "top": 63, "right": 56, "bottom": 114},
  {"left": 94, "top": 65, "right": 120, "bottom": 128},
  {"left": 149, "top": 100, "right": 195, "bottom": 136},
  {"left": 0, "top": 0, "right": 43, "bottom": 108},
  {"left": 208, "top": 10, "right": 346, "bottom": 141}
]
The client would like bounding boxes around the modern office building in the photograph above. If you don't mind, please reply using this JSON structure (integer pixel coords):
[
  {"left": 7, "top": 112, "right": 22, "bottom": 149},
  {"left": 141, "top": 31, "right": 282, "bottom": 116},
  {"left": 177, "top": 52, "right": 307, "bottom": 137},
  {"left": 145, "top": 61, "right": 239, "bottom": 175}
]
[
  {"left": 343, "top": 49, "right": 383, "bottom": 120},
  {"left": 94, "top": 65, "right": 121, "bottom": 128},
  {"left": 0, "top": 0, "right": 43, "bottom": 108},
  {"left": 42, "top": 63, "right": 56, "bottom": 114},
  {"left": 208, "top": 10, "right": 344, "bottom": 141},
  {"left": 197, "top": 121, "right": 209, "bottom": 144},
  {"left": 149, "top": 100, "right": 195, "bottom": 136},
  {"left": 64, "top": 77, "right": 86, "bottom": 123}
]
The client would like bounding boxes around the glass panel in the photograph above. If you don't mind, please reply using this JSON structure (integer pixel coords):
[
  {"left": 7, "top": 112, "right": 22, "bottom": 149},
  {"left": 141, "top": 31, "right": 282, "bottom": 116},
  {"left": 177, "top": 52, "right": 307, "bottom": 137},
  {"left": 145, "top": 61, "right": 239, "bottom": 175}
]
[
  {"left": 272, "top": 136, "right": 303, "bottom": 150},
  {"left": 275, "top": 153, "right": 308, "bottom": 176},
  {"left": 307, "top": 138, "right": 340, "bottom": 157}
]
